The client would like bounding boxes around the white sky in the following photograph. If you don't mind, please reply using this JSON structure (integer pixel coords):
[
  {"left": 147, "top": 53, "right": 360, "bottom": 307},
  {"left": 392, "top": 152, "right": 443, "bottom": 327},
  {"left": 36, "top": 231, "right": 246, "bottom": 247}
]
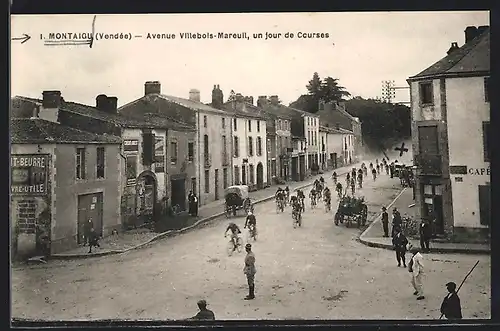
[{"left": 11, "top": 11, "right": 489, "bottom": 107}]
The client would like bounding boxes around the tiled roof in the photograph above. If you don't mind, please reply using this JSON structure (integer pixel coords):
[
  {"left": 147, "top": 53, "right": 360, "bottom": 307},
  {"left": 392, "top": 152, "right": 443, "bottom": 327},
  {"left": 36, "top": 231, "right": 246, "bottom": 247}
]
[
  {"left": 319, "top": 125, "right": 344, "bottom": 134},
  {"left": 409, "top": 28, "right": 489, "bottom": 80},
  {"left": 281, "top": 104, "right": 319, "bottom": 117},
  {"left": 10, "top": 118, "right": 121, "bottom": 144},
  {"left": 11, "top": 96, "right": 192, "bottom": 131},
  {"left": 259, "top": 104, "right": 296, "bottom": 120},
  {"left": 221, "top": 101, "right": 269, "bottom": 120}
]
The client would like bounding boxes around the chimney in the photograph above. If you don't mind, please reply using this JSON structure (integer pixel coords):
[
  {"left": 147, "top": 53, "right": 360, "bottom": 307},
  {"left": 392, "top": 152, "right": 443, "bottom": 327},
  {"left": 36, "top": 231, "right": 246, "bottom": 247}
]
[
  {"left": 244, "top": 96, "right": 254, "bottom": 105},
  {"left": 269, "top": 95, "right": 279, "bottom": 105},
  {"left": 107, "top": 97, "right": 118, "bottom": 113},
  {"left": 40, "top": 90, "right": 61, "bottom": 123},
  {"left": 465, "top": 26, "right": 478, "bottom": 43},
  {"left": 96, "top": 94, "right": 108, "bottom": 111},
  {"left": 477, "top": 25, "right": 489, "bottom": 36},
  {"left": 235, "top": 93, "right": 244, "bottom": 102},
  {"left": 145, "top": 81, "right": 161, "bottom": 96},
  {"left": 211, "top": 84, "right": 223, "bottom": 109},
  {"left": 189, "top": 89, "right": 201, "bottom": 102},
  {"left": 447, "top": 42, "right": 459, "bottom": 55},
  {"left": 257, "top": 96, "right": 268, "bottom": 108}
]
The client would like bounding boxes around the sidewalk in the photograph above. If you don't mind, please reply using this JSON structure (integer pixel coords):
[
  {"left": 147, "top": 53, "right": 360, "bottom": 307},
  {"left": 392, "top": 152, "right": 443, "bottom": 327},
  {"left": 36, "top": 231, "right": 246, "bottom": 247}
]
[
  {"left": 48, "top": 162, "right": 362, "bottom": 260},
  {"left": 359, "top": 187, "right": 490, "bottom": 255}
]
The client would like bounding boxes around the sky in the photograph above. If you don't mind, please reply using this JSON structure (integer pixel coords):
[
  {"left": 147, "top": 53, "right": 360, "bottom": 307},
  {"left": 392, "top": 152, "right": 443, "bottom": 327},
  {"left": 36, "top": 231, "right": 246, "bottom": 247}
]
[{"left": 11, "top": 11, "right": 489, "bottom": 107}]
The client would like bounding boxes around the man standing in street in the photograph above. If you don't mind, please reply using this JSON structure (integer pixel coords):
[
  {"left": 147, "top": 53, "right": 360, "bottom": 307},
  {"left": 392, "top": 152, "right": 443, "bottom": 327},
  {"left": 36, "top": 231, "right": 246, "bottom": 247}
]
[
  {"left": 440, "top": 282, "right": 462, "bottom": 319},
  {"left": 419, "top": 219, "right": 432, "bottom": 252},
  {"left": 187, "top": 300, "right": 215, "bottom": 320},
  {"left": 392, "top": 228, "right": 408, "bottom": 267},
  {"left": 243, "top": 243, "right": 256, "bottom": 300},
  {"left": 187, "top": 191, "right": 194, "bottom": 216},
  {"left": 381, "top": 206, "right": 389, "bottom": 237},
  {"left": 391, "top": 207, "right": 402, "bottom": 237},
  {"left": 408, "top": 246, "right": 425, "bottom": 300}
]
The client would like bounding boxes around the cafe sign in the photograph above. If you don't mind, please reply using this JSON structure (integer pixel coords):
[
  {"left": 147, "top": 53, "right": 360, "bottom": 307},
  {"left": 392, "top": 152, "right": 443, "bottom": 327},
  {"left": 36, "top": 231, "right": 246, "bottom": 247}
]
[{"left": 11, "top": 154, "right": 50, "bottom": 196}]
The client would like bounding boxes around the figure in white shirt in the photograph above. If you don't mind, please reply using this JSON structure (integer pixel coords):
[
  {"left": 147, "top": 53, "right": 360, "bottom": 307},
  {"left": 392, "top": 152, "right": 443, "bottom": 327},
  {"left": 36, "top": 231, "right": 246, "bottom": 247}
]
[{"left": 408, "top": 246, "right": 425, "bottom": 300}]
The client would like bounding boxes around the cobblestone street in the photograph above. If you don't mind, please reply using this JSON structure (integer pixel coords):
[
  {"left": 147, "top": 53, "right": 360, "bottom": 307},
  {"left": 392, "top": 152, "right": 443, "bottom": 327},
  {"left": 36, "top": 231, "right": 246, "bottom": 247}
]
[{"left": 11, "top": 167, "right": 491, "bottom": 320}]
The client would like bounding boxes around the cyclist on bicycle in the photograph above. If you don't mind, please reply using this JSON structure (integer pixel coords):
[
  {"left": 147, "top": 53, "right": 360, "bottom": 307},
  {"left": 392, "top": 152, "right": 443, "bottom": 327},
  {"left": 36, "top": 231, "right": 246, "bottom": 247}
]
[
  {"left": 372, "top": 167, "right": 377, "bottom": 181},
  {"left": 275, "top": 188, "right": 285, "bottom": 210},
  {"left": 309, "top": 187, "right": 317, "bottom": 206},
  {"left": 297, "top": 189, "right": 306, "bottom": 211},
  {"left": 225, "top": 222, "right": 242, "bottom": 248},
  {"left": 244, "top": 211, "right": 257, "bottom": 238},
  {"left": 346, "top": 172, "right": 351, "bottom": 186},
  {"left": 357, "top": 168, "right": 364, "bottom": 189},
  {"left": 332, "top": 171, "right": 338, "bottom": 184},
  {"left": 336, "top": 182, "right": 343, "bottom": 198}
]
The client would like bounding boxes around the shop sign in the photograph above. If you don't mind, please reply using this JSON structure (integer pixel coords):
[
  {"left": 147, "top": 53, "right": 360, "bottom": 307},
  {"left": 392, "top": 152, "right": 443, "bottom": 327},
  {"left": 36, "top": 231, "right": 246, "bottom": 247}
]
[
  {"left": 468, "top": 167, "right": 490, "bottom": 176},
  {"left": 11, "top": 154, "right": 49, "bottom": 196},
  {"left": 124, "top": 139, "right": 139, "bottom": 152}
]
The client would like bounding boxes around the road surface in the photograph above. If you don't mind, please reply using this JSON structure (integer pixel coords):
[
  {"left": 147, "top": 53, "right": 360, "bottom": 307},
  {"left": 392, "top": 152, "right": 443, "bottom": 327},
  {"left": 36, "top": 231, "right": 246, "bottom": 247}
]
[{"left": 11, "top": 167, "right": 491, "bottom": 320}]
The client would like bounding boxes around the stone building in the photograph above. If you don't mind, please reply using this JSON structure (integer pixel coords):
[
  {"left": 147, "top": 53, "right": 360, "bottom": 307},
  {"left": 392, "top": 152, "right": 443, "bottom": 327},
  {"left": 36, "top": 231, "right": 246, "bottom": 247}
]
[{"left": 407, "top": 25, "right": 490, "bottom": 243}]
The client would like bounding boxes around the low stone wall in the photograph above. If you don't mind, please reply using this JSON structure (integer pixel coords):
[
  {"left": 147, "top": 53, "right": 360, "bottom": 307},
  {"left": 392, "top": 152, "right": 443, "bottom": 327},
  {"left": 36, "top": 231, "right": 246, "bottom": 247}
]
[{"left": 452, "top": 226, "right": 490, "bottom": 244}]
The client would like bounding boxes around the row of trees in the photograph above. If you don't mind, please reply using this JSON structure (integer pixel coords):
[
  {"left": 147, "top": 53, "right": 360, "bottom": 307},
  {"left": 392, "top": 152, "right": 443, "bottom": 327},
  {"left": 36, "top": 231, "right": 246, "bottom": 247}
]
[{"left": 289, "top": 72, "right": 412, "bottom": 152}]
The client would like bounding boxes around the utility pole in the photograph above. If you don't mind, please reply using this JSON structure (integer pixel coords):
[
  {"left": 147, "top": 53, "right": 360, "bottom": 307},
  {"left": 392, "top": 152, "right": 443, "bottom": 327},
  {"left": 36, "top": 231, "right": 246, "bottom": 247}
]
[{"left": 381, "top": 80, "right": 410, "bottom": 104}]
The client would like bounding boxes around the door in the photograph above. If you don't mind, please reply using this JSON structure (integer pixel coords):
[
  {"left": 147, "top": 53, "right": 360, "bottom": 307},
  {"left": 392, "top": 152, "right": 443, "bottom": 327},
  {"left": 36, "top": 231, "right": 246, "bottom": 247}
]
[
  {"left": 214, "top": 169, "right": 219, "bottom": 200},
  {"left": 256, "top": 163, "right": 264, "bottom": 189},
  {"left": 479, "top": 184, "right": 490, "bottom": 226},
  {"left": 299, "top": 155, "right": 306, "bottom": 181},
  {"left": 171, "top": 179, "right": 186, "bottom": 211},
  {"left": 77, "top": 192, "right": 103, "bottom": 244},
  {"left": 291, "top": 157, "right": 298, "bottom": 181}
]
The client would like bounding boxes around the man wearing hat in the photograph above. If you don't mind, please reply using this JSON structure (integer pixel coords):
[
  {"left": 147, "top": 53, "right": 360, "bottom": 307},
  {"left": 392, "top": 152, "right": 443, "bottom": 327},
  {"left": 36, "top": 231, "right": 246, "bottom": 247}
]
[
  {"left": 408, "top": 246, "right": 425, "bottom": 300},
  {"left": 243, "top": 243, "right": 256, "bottom": 300},
  {"left": 188, "top": 299, "right": 215, "bottom": 320},
  {"left": 440, "top": 282, "right": 462, "bottom": 319},
  {"left": 381, "top": 206, "right": 389, "bottom": 237}
]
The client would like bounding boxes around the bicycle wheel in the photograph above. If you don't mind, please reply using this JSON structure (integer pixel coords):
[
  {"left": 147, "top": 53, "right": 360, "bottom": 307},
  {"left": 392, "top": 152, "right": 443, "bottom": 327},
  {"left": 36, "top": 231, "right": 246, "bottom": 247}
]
[
  {"left": 227, "top": 240, "right": 235, "bottom": 256},
  {"left": 236, "top": 237, "right": 243, "bottom": 252}
]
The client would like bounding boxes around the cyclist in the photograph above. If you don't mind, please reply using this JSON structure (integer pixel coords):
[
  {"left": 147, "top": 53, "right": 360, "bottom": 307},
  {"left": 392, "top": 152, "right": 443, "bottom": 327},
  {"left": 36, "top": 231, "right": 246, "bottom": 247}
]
[
  {"left": 275, "top": 188, "right": 285, "bottom": 210},
  {"left": 357, "top": 169, "right": 364, "bottom": 189},
  {"left": 309, "top": 187, "right": 317, "bottom": 208},
  {"left": 297, "top": 189, "right": 306, "bottom": 212},
  {"left": 336, "top": 182, "right": 343, "bottom": 198},
  {"left": 332, "top": 171, "right": 338, "bottom": 184},
  {"left": 244, "top": 211, "right": 257, "bottom": 240},
  {"left": 372, "top": 167, "right": 377, "bottom": 181},
  {"left": 323, "top": 187, "right": 332, "bottom": 211},
  {"left": 350, "top": 177, "right": 356, "bottom": 195},
  {"left": 346, "top": 172, "right": 351, "bottom": 186},
  {"left": 224, "top": 222, "right": 242, "bottom": 250},
  {"left": 291, "top": 197, "right": 302, "bottom": 225},
  {"left": 376, "top": 163, "right": 381, "bottom": 175}
]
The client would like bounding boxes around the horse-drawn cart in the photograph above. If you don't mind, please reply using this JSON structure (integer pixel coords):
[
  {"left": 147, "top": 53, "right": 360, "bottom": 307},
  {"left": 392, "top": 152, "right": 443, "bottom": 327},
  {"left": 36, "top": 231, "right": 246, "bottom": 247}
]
[
  {"left": 334, "top": 196, "right": 368, "bottom": 228},
  {"left": 224, "top": 185, "right": 253, "bottom": 217}
]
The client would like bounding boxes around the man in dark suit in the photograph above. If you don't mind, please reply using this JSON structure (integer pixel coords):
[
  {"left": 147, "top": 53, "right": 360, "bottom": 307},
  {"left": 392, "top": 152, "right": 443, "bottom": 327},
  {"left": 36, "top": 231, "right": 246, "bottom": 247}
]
[
  {"left": 440, "top": 282, "right": 462, "bottom": 319},
  {"left": 419, "top": 219, "right": 432, "bottom": 252},
  {"left": 392, "top": 228, "right": 408, "bottom": 267},
  {"left": 381, "top": 206, "right": 389, "bottom": 237}
]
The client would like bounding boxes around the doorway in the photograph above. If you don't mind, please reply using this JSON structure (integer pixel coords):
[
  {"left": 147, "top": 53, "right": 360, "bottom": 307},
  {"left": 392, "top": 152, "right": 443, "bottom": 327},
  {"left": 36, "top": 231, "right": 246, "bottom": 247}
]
[
  {"left": 77, "top": 192, "right": 103, "bottom": 245},
  {"left": 171, "top": 177, "right": 186, "bottom": 211},
  {"left": 291, "top": 156, "right": 298, "bottom": 181},
  {"left": 136, "top": 171, "right": 157, "bottom": 224},
  {"left": 256, "top": 162, "right": 264, "bottom": 189},
  {"left": 422, "top": 184, "right": 444, "bottom": 235}
]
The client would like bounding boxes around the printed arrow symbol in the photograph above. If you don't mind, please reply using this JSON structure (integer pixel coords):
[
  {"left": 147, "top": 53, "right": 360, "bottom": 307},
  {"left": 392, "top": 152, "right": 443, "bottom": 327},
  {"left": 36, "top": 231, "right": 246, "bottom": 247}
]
[{"left": 12, "top": 34, "right": 31, "bottom": 44}]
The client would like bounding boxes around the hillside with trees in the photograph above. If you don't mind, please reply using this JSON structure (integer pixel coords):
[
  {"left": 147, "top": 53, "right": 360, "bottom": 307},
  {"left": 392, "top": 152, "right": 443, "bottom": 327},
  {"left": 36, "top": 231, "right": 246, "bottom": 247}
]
[{"left": 289, "top": 72, "right": 412, "bottom": 153}]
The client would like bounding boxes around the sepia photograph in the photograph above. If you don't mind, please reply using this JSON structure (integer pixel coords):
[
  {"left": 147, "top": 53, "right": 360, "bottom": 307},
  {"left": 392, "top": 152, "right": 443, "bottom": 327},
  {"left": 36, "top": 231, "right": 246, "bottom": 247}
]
[{"left": 10, "top": 11, "right": 490, "bottom": 322}]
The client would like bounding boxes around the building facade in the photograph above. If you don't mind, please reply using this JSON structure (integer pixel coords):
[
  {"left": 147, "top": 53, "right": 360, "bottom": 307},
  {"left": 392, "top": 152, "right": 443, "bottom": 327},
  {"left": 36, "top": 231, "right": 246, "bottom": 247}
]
[
  {"left": 119, "top": 81, "right": 232, "bottom": 206},
  {"left": 10, "top": 111, "right": 121, "bottom": 258},
  {"left": 407, "top": 25, "right": 490, "bottom": 243},
  {"left": 222, "top": 93, "right": 268, "bottom": 190}
]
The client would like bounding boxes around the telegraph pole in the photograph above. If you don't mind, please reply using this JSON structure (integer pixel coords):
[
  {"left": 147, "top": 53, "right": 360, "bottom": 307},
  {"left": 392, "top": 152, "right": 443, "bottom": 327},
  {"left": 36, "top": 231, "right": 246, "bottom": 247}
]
[{"left": 381, "top": 80, "right": 410, "bottom": 104}]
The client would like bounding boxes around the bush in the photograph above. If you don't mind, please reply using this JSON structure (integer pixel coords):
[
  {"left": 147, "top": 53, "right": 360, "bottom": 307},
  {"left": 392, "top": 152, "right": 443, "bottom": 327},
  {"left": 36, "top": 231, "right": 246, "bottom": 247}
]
[{"left": 401, "top": 216, "right": 420, "bottom": 238}]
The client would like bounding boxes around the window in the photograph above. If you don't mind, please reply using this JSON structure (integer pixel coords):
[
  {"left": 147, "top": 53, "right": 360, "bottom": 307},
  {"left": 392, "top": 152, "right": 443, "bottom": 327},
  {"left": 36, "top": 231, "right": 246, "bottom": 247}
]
[
  {"left": 257, "top": 137, "right": 262, "bottom": 156},
  {"left": 248, "top": 137, "right": 254, "bottom": 156},
  {"left": 170, "top": 141, "right": 178, "bottom": 164},
  {"left": 223, "top": 168, "right": 228, "bottom": 189},
  {"left": 96, "top": 147, "right": 105, "bottom": 179},
  {"left": 191, "top": 177, "right": 197, "bottom": 194},
  {"left": 222, "top": 135, "right": 228, "bottom": 164},
  {"left": 126, "top": 155, "right": 137, "bottom": 184},
  {"left": 484, "top": 77, "right": 490, "bottom": 102},
  {"left": 204, "top": 134, "right": 209, "bottom": 156},
  {"left": 233, "top": 136, "right": 239, "bottom": 157},
  {"left": 204, "top": 170, "right": 210, "bottom": 193},
  {"left": 278, "top": 119, "right": 282, "bottom": 130},
  {"left": 234, "top": 166, "right": 240, "bottom": 184},
  {"left": 308, "top": 118, "right": 310, "bottom": 126},
  {"left": 154, "top": 137, "right": 165, "bottom": 173},
  {"left": 203, "top": 115, "right": 207, "bottom": 128},
  {"left": 419, "top": 82, "right": 433, "bottom": 104},
  {"left": 249, "top": 164, "right": 254, "bottom": 184},
  {"left": 308, "top": 131, "right": 311, "bottom": 146},
  {"left": 483, "top": 121, "right": 490, "bottom": 162},
  {"left": 233, "top": 118, "right": 237, "bottom": 131},
  {"left": 257, "top": 121, "right": 260, "bottom": 132},
  {"left": 222, "top": 117, "right": 226, "bottom": 128},
  {"left": 248, "top": 120, "right": 252, "bottom": 132},
  {"left": 188, "top": 142, "right": 194, "bottom": 162},
  {"left": 76, "top": 148, "right": 86, "bottom": 180}
]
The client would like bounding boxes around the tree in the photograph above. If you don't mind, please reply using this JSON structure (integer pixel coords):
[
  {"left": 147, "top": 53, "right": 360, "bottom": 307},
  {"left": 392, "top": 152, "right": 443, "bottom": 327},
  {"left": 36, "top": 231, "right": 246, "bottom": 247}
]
[
  {"left": 306, "top": 72, "right": 323, "bottom": 96},
  {"left": 227, "top": 90, "right": 236, "bottom": 102},
  {"left": 320, "top": 77, "right": 351, "bottom": 103}
]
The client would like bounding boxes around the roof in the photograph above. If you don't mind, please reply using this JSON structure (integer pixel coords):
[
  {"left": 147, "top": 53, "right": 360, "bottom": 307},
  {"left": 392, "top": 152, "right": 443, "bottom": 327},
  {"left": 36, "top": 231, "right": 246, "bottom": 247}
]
[
  {"left": 319, "top": 125, "right": 344, "bottom": 134},
  {"left": 316, "top": 102, "right": 358, "bottom": 128},
  {"left": 119, "top": 94, "right": 228, "bottom": 116},
  {"left": 10, "top": 118, "right": 121, "bottom": 144},
  {"left": 259, "top": 103, "right": 299, "bottom": 120},
  {"left": 283, "top": 104, "right": 319, "bottom": 118},
  {"left": 12, "top": 96, "right": 193, "bottom": 131},
  {"left": 221, "top": 101, "right": 267, "bottom": 120},
  {"left": 408, "top": 28, "right": 489, "bottom": 81}
]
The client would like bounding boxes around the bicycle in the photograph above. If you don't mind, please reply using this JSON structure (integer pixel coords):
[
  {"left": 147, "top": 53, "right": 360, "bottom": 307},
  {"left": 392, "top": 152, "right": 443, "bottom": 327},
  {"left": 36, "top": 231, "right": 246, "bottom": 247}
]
[
  {"left": 310, "top": 196, "right": 317, "bottom": 209},
  {"left": 324, "top": 198, "right": 331, "bottom": 212},
  {"left": 276, "top": 198, "right": 284, "bottom": 213},
  {"left": 292, "top": 208, "right": 302, "bottom": 228},
  {"left": 225, "top": 234, "right": 243, "bottom": 256},
  {"left": 247, "top": 224, "right": 257, "bottom": 241}
]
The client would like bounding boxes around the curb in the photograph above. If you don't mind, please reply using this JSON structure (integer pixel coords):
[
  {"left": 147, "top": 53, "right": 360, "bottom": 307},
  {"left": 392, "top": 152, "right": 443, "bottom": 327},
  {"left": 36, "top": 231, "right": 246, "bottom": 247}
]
[
  {"left": 357, "top": 188, "right": 490, "bottom": 255},
  {"left": 50, "top": 168, "right": 354, "bottom": 260}
]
